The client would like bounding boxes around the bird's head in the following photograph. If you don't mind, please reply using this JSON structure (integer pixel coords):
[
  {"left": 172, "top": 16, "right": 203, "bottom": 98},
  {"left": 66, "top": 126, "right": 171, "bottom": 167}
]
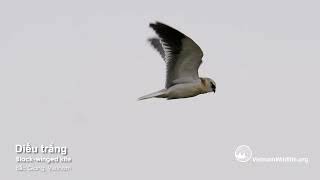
[{"left": 201, "top": 77, "right": 216, "bottom": 93}]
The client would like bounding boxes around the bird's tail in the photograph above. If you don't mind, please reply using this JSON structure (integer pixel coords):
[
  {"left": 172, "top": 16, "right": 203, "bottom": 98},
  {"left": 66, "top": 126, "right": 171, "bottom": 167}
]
[{"left": 138, "top": 89, "right": 167, "bottom": 100}]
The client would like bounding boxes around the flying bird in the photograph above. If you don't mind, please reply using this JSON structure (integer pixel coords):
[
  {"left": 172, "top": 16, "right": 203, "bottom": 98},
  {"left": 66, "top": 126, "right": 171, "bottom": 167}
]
[{"left": 138, "top": 22, "right": 216, "bottom": 100}]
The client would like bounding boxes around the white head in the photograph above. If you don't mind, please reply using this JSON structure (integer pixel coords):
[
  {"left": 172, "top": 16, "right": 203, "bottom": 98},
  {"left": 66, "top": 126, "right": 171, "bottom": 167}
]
[{"left": 201, "top": 77, "right": 216, "bottom": 93}]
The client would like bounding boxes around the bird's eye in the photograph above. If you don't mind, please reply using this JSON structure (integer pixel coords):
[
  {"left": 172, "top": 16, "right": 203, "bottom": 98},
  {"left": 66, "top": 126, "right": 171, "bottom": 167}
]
[
  {"left": 210, "top": 82, "right": 214, "bottom": 89},
  {"left": 210, "top": 82, "right": 216, "bottom": 92}
]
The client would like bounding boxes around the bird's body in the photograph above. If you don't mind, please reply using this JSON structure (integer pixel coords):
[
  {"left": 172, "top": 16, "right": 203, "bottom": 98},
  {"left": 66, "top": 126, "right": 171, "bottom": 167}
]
[
  {"left": 166, "top": 80, "right": 205, "bottom": 99},
  {"left": 139, "top": 22, "right": 216, "bottom": 100}
]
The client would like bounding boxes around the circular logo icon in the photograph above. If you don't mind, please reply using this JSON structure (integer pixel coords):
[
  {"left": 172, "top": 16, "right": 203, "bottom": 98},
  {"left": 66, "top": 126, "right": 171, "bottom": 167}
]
[{"left": 235, "top": 145, "right": 252, "bottom": 162}]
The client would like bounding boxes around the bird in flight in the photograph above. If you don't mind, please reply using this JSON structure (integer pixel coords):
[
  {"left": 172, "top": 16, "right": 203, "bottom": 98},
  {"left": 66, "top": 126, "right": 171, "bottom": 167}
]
[{"left": 138, "top": 22, "right": 216, "bottom": 100}]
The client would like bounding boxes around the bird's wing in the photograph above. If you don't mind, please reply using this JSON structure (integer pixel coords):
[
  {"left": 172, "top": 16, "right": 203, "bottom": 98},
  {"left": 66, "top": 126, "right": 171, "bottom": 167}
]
[
  {"left": 148, "top": 38, "right": 166, "bottom": 61},
  {"left": 149, "top": 22, "right": 203, "bottom": 88}
]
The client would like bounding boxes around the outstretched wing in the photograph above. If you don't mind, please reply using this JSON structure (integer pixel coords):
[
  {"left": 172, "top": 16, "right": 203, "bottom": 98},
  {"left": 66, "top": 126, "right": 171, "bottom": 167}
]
[
  {"left": 149, "top": 22, "right": 203, "bottom": 88},
  {"left": 148, "top": 38, "right": 166, "bottom": 61}
]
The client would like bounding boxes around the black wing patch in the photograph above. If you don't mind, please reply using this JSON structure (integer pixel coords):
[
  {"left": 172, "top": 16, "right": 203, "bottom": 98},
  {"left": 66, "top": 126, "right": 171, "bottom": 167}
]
[
  {"left": 149, "top": 22, "right": 186, "bottom": 59},
  {"left": 149, "top": 22, "right": 187, "bottom": 88}
]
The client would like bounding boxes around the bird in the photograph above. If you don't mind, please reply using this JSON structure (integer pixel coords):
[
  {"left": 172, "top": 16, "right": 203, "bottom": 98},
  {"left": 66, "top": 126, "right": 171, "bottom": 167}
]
[{"left": 138, "top": 22, "right": 216, "bottom": 100}]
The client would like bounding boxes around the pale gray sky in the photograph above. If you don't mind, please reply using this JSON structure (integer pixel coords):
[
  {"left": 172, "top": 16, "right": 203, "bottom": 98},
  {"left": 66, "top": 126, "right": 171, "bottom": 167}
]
[{"left": 0, "top": 0, "right": 319, "bottom": 179}]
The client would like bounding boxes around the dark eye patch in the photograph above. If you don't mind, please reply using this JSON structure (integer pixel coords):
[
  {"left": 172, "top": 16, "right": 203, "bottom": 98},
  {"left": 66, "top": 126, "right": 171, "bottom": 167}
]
[{"left": 210, "top": 82, "right": 216, "bottom": 91}]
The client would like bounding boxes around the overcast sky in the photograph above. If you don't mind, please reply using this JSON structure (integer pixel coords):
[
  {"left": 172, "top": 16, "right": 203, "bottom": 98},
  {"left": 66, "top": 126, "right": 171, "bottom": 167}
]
[{"left": 0, "top": 0, "right": 319, "bottom": 179}]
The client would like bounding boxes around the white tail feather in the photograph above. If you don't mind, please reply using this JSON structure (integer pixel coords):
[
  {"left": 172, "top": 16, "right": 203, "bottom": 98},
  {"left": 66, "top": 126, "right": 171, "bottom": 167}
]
[{"left": 138, "top": 89, "right": 167, "bottom": 100}]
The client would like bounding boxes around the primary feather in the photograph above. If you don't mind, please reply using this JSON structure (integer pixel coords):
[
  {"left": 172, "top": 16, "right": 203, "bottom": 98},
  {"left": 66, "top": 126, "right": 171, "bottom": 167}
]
[{"left": 149, "top": 22, "right": 203, "bottom": 88}]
